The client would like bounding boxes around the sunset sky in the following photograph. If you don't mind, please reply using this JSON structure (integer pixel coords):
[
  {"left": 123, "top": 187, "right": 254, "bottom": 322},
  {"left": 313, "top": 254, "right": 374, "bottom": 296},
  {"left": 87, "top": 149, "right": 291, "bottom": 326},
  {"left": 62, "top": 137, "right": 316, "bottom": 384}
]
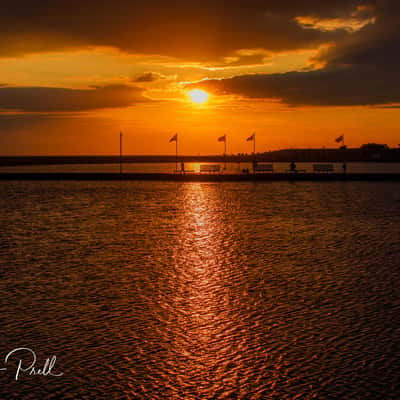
[{"left": 0, "top": 0, "right": 399, "bottom": 155}]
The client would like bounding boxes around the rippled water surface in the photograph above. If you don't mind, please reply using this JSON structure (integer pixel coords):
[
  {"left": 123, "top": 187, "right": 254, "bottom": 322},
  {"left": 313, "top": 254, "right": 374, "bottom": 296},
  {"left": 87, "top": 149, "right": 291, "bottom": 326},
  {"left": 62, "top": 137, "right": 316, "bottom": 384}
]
[{"left": 0, "top": 181, "right": 399, "bottom": 399}]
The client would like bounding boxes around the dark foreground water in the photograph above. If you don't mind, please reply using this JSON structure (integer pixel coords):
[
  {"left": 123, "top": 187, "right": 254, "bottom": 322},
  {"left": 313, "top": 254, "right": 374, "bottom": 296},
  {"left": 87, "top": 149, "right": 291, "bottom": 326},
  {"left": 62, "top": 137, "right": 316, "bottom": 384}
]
[{"left": 0, "top": 181, "right": 399, "bottom": 399}]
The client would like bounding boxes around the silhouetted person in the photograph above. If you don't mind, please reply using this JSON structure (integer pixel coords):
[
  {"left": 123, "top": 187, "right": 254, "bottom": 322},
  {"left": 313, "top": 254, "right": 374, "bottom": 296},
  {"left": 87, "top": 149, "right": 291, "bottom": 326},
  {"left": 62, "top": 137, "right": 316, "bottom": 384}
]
[
  {"left": 180, "top": 161, "right": 185, "bottom": 174},
  {"left": 290, "top": 161, "right": 297, "bottom": 172},
  {"left": 342, "top": 162, "right": 347, "bottom": 173}
]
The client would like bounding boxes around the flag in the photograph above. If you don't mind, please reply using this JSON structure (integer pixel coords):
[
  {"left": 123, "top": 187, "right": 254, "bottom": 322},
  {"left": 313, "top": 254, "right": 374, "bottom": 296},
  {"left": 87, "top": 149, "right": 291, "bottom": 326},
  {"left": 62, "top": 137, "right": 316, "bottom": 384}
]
[
  {"left": 218, "top": 135, "right": 226, "bottom": 142},
  {"left": 169, "top": 133, "right": 178, "bottom": 142},
  {"left": 335, "top": 135, "right": 344, "bottom": 143},
  {"left": 246, "top": 133, "right": 255, "bottom": 141}
]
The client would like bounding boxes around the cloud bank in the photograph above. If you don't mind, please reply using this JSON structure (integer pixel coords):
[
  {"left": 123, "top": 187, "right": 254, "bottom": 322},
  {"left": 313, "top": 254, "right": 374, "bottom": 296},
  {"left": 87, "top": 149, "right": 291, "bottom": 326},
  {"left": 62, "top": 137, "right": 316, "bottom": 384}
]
[
  {"left": 0, "top": 1, "right": 368, "bottom": 60},
  {"left": 0, "top": 84, "right": 147, "bottom": 112},
  {"left": 1, "top": 1, "right": 399, "bottom": 107},
  {"left": 188, "top": 1, "right": 400, "bottom": 106}
]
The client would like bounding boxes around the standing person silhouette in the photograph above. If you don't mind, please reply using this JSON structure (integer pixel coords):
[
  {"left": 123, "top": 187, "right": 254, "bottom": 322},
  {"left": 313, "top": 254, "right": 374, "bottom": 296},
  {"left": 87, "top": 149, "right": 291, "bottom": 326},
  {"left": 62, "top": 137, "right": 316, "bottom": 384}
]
[{"left": 290, "top": 161, "right": 297, "bottom": 172}]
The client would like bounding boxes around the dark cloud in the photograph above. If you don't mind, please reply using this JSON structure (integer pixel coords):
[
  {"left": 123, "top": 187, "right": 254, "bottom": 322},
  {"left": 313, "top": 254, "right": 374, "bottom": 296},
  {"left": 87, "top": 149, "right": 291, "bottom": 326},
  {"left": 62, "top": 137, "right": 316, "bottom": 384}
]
[
  {"left": 312, "top": 8, "right": 400, "bottom": 71},
  {"left": 0, "top": 84, "right": 148, "bottom": 112},
  {"left": 133, "top": 72, "right": 165, "bottom": 83},
  {"left": 187, "top": 1, "right": 400, "bottom": 106},
  {"left": 0, "top": 1, "right": 369, "bottom": 60},
  {"left": 193, "top": 67, "right": 400, "bottom": 106}
]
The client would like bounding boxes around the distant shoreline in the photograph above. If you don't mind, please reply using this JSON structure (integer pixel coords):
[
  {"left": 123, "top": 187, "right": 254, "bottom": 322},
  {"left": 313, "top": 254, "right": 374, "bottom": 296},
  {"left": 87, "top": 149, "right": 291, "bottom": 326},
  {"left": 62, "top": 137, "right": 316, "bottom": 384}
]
[
  {"left": 1, "top": 149, "right": 400, "bottom": 167},
  {"left": 1, "top": 172, "right": 400, "bottom": 182}
]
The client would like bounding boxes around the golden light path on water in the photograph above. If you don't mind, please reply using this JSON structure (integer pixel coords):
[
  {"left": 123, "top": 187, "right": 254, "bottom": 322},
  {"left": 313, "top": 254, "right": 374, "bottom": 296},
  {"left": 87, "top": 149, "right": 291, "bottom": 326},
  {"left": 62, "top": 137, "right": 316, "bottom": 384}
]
[{"left": 161, "top": 183, "right": 278, "bottom": 399}]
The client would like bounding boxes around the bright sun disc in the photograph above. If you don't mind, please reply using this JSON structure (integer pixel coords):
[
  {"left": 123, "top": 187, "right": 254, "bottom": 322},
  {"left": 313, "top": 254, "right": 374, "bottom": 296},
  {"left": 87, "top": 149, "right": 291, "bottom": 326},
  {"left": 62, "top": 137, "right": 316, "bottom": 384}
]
[{"left": 188, "top": 89, "right": 209, "bottom": 104}]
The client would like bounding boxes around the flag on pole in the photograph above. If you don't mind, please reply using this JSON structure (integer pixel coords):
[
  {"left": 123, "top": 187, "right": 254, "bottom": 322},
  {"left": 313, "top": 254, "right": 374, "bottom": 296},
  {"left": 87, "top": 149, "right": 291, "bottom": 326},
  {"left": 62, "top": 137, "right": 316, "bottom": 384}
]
[
  {"left": 246, "top": 133, "right": 255, "bottom": 141},
  {"left": 119, "top": 131, "right": 123, "bottom": 175},
  {"left": 169, "top": 133, "right": 178, "bottom": 142},
  {"left": 218, "top": 135, "right": 226, "bottom": 142},
  {"left": 335, "top": 135, "right": 344, "bottom": 143}
]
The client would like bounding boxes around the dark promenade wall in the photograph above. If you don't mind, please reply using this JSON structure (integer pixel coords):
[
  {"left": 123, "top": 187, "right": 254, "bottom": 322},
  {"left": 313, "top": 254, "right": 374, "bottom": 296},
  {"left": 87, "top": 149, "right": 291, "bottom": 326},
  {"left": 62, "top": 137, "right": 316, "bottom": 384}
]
[{"left": 1, "top": 172, "right": 400, "bottom": 181}]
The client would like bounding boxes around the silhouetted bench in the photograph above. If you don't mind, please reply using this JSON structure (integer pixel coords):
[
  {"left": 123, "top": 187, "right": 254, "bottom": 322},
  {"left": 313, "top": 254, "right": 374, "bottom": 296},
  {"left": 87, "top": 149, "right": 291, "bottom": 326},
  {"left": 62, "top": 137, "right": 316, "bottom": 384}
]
[
  {"left": 174, "top": 169, "right": 195, "bottom": 174},
  {"left": 200, "top": 164, "right": 221, "bottom": 173},
  {"left": 254, "top": 163, "right": 274, "bottom": 172},
  {"left": 313, "top": 164, "right": 334, "bottom": 173}
]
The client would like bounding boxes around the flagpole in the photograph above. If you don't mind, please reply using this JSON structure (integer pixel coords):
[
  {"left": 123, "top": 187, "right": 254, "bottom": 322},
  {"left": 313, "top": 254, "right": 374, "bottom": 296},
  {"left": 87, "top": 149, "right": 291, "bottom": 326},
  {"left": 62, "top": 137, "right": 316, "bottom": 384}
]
[
  {"left": 120, "top": 131, "right": 123, "bottom": 175},
  {"left": 176, "top": 133, "right": 178, "bottom": 172},
  {"left": 224, "top": 136, "right": 226, "bottom": 157},
  {"left": 253, "top": 132, "right": 256, "bottom": 174},
  {"left": 224, "top": 135, "right": 227, "bottom": 171},
  {"left": 342, "top": 134, "right": 346, "bottom": 173}
]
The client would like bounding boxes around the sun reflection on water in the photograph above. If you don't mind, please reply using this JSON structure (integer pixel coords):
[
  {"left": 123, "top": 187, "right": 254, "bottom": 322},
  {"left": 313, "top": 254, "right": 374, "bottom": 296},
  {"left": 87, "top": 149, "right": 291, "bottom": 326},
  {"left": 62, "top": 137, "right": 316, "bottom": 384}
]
[
  {"left": 167, "top": 183, "right": 235, "bottom": 396},
  {"left": 161, "top": 183, "right": 267, "bottom": 398}
]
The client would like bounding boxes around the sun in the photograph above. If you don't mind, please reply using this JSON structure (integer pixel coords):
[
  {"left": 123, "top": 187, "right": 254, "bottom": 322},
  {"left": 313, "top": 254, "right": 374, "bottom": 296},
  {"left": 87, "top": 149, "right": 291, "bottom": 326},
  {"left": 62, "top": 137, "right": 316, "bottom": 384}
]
[{"left": 188, "top": 89, "right": 209, "bottom": 104}]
